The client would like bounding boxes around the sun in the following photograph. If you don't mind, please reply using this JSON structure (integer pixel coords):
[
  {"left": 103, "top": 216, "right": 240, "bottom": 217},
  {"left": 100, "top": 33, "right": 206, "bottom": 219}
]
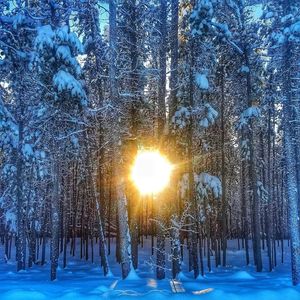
[{"left": 131, "top": 150, "right": 173, "bottom": 195}]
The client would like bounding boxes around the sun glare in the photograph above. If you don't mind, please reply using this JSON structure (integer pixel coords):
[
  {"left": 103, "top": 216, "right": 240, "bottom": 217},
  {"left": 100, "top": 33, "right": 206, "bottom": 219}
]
[{"left": 131, "top": 150, "right": 173, "bottom": 195}]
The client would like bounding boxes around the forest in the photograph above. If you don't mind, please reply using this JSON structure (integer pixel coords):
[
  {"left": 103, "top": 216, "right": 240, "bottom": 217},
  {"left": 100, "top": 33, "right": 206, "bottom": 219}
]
[{"left": 1, "top": 0, "right": 300, "bottom": 299}]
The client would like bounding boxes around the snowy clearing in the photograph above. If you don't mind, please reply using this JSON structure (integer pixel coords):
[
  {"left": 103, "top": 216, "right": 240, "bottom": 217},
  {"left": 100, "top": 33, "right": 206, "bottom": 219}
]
[{"left": 1, "top": 239, "right": 299, "bottom": 300}]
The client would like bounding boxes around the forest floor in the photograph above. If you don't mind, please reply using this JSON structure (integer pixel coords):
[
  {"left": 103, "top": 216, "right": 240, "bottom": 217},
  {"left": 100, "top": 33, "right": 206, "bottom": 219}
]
[{"left": 0, "top": 239, "right": 300, "bottom": 300}]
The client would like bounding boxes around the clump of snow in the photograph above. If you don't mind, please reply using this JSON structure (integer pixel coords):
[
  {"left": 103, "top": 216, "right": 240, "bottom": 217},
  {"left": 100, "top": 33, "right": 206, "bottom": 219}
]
[
  {"left": 125, "top": 269, "right": 140, "bottom": 280},
  {"left": 281, "top": 14, "right": 293, "bottom": 24},
  {"left": 271, "top": 32, "right": 285, "bottom": 45},
  {"left": 5, "top": 211, "right": 16, "bottom": 231},
  {"left": 53, "top": 70, "right": 87, "bottom": 106},
  {"left": 264, "top": 11, "right": 274, "bottom": 19},
  {"left": 171, "top": 106, "right": 190, "bottom": 130},
  {"left": 70, "top": 135, "right": 79, "bottom": 149},
  {"left": 69, "top": 32, "right": 84, "bottom": 54},
  {"left": 22, "top": 143, "right": 34, "bottom": 159},
  {"left": 35, "top": 25, "right": 55, "bottom": 51},
  {"left": 12, "top": 14, "right": 26, "bottom": 29},
  {"left": 34, "top": 24, "right": 87, "bottom": 107},
  {"left": 105, "top": 269, "right": 114, "bottom": 278},
  {"left": 195, "top": 73, "right": 209, "bottom": 90},
  {"left": 195, "top": 172, "right": 222, "bottom": 199},
  {"left": 240, "top": 65, "right": 250, "bottom": 74},
  {"left": 229, "top": 271, "right": 255, "bottom": 280},
  {"left": 56, "top": 46, "right": 81, "bottom": 75},
  {"left": 56, "top": 26, "right": 69, "bottom": 43},
  {"left": 290, "top": 21, "right": 300, "bottom": 35},
  {"left": 179, "top": 173, "right": 189, "bottom": 199},
  {"left": 1, "top": 164, "right": 17, "bottom": 177},
  {"left": 237, "top": 106, "right": 260, "bottom": 130},
  {"left": 196, "top": 274, "right": 207, "bottom": 280},
  {"left": 190, "top": 0, "right": 214, "bottom": 36},
  {"left": 199, "top": 103, "right": 218, "bottom": 128},
  {"left": 241, "top": 139, "right": 250, "bottom": 161},
  {"left": 257, "top": 181, "right": 268, "bottom": 203},
  {"left": 177, "top": 271, "right": 190, "bottom": 281}
]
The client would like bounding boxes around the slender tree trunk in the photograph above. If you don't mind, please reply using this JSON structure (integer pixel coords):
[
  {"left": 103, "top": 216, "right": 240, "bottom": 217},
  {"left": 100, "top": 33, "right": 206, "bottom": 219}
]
[
  {"left": 244, "top": 50, "right": 262, "bottom": 272},
  {"left": 50, "top": 161, "right": 60, "bottom": 281},
  {"left": 220, "top": 65, "right": 227, "bottom": 267},
  {"left": 117, "top": 179, "right": 135, "bottom": 279},
  {"left": 282, "top": 41, "right": 300, "bottom": 286},
  {"left": 156, "top": 0, "right": 168, "bottom": 280},
  {"left": 16, "top": 121, "right": 26, "bottom": 271}
]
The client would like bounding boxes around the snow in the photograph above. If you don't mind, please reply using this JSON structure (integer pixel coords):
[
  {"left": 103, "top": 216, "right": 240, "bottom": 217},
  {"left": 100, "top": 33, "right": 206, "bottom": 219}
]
[
  {"left": 53, "top": 70, "right": 87, "bottom": 106},
  {"left": 195, "top": 172, "right": 222, "bottom": 198},
  {"left": 264, "top": 12, "right": 274, "bottom": 19},
  {"left": 2, "top": 290, "right": 47, "bottom": 300},
  {"left": 56, "top": 46, "right": 81, "bottom": 75},
  {"left": 35, "top": 25, "right": 83, "bottom": 56},
  {"left": 281, "top": 14, "right": 293, "bottom": 24},
  {"left": 70, "top": 135, "right": 79, "bottom": 149},
  {"left": 34, "top": 25, "right": 86, "bottom": 106},
  {"left": 1, "top": 239, "right": 300, "bottom": 299},
  {"left": 195, "top": 73, "right": 209, "bottom": 90},
  {"left": 271, "top": 32, "right": 285, "bottom": 45},
  {"left": 35, "top": 25, "right": 55, "bottom": 51},
  {"left": 125, "top": 269, "right": 140, "bottom": 281},
  {"left": 199, "top": 103, "right": 218, "bottom": 128},
  {"left": 4, "top": 210, "right": 16, "bottom": 231},
  {"left": 171, "top": 107, "right": 190, "bottom": 130},
  {"left": 291, "top": 21, "right": 300, "bottom": 35},
  {"left": 228, "top": 271, "right": 255, "bottom": 280},
  {"left": 22, "top": 143, "right": 34, "bottom": 158},
  {"left": 56, "top": 26, "right": 69, "bottom": 43},
  {"left": 12, "top": 14, "right": 25, "bottom": 29},
  {"left": 237, "top": 106, "right": 261, "bottom": 130},
  {"left": 240, "top": 65, "right": 250, "bottom": 73},
  {"left": 68, "top": 32, "right": 84, "bottom": 54}
]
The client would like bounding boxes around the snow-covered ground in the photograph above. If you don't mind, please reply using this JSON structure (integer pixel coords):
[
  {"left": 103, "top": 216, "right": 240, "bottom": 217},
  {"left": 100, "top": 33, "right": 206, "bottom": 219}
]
[{"left": 0, "top": 239, "right": 300, "bottom": 299}]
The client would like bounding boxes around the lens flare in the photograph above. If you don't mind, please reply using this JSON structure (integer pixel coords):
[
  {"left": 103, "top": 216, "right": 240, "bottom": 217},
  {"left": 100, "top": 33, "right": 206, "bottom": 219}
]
[{"left": 131, "top": 150, "right": 173, "bottom": 195}]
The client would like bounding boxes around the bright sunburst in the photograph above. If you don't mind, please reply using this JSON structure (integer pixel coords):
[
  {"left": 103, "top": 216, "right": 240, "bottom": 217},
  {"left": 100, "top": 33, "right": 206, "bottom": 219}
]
[{"left": 131, "top": 150, "right": 173, "bottom": 195}]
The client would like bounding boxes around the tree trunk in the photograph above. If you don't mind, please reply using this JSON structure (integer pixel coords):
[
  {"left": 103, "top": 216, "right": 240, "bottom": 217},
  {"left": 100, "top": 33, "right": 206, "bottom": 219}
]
[
  {"left": 50, "top": 162, "right": 60, "bottom": 281},
  {"left": 282, "top": 41, "right": 300, "bottom": 286}
]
